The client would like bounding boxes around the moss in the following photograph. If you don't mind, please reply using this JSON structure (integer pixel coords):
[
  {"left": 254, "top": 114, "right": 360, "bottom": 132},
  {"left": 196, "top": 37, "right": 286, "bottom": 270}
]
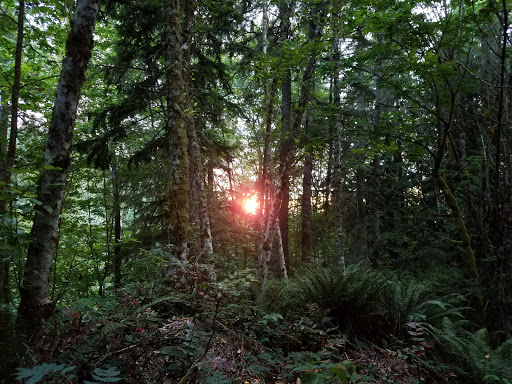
[{"left": 434, "top": 170, "right": 484, "bottom": 314}]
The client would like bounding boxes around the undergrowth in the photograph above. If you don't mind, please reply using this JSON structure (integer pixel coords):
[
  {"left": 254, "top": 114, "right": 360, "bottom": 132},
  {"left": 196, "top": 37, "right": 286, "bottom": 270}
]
[{"left": 8, "top": 264, "right": 512, "bottom": 384}]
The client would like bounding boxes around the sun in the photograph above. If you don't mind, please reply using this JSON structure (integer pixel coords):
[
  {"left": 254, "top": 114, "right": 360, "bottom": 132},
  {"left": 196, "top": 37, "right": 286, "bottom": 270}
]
[{"left": 243, "top": 195, "right": 258, "bottom": 215}]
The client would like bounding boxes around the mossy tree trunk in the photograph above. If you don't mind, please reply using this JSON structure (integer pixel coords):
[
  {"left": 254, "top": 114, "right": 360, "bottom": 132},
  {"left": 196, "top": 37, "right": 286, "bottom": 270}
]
[
  {"left": 182, "top": 0, "right": 213, "bottom": 258},
  {"left": 433, "top": 150, "right": 484, "bottom": 316},
  {"left": 164, "top": 0, "right": 191, "bottom": 269},
  {"left": 17, "top": 0, "right": 98, "bottom": 339}
]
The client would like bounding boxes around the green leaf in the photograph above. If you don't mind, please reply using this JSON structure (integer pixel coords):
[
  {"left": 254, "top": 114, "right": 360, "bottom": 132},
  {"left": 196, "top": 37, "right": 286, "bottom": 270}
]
[
  {"left": 15, "top": 368, "right": 37, "bottom": 379},
  {"left": 330, "top": 366, "right": 347, "bottom": 384},
  {"left": 301, "top": 373, "right": 322, "bottom": 384},
  {"left": 42, "top": 204, "right": 53, "bottom": 213},
  {"left": 60, "top": 365, "right": 76, "bottom": 374},
  {"left": 43, "top": 164, "right": 62, "bottom": 170},
  {"left": 101, "top": 377, "right": 122, "bottom": 383}
]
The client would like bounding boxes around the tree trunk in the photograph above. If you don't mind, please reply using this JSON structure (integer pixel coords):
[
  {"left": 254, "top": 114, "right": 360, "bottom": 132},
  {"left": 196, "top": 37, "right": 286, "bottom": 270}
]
[
  {"left": 332, "top": 22, "right": 344, "bottom": 272},
  {"left": 371, "top": 155, "right": 381, "bottom": 265},
  {"left": 257, "top": 72, "right": 277, "bottom": 283},
  {"left": 17, "top": 0, "right": 98, "bottom": 339},
  {"left": 301, "top": 152, "right": 313, "bottom": 262},
  {"left": 352, "top": 37, "right": 368, "bottom": 262},
  {"left": 354, "top": 167, "right": 368, "bottom": 260},
  {"left": 322, "top": 75, "right": 334, "bottom": 262},
  {"left": 0, "top": 0, "right": 24, "bottom": 305},
  {"left": 164, "top": 0, "right": 190, "bottom": 269},
  {"left": 112, "top": 162, "right": 122, "bottom": 291},
  {"left": 371, "top": 33, "right": 382, "bottom": 266},
  {"left": 433, "top": 163, "right": 483, "bottom": 313},
  {"left": 275, "top": 218, "right": 288, "bottom": 279},
  {"left": 278, "top": 1, "right": 292, "bottom": 267},
  {"left": 300, "top": 1, "right": 326, "bottom": 263},
  {"left": 189, "top": 134, "right": 213, "bottom": 258},
  {"left": 259, "top": 1, "right": 325, "bottom": 290}
]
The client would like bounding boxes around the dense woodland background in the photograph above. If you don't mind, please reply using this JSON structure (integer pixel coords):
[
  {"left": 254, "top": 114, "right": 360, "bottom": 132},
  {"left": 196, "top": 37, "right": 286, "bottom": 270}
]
[{"left": 1, "top": 0, "right": 512, "bottom": 383}]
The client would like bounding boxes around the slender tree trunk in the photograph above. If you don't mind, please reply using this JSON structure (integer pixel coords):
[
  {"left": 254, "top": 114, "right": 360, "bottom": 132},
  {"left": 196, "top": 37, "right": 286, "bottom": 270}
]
[
  {"left": 257, "top": 72, "right": 277, "bottom": 284},
  {"left": 322, "top": 74, "right": 334, "bottom": 262},
  {"left": 260, "top": 1, "right": 325, "bottom": 290},
  {"left": 17, "top": 0, "right": 98, "bottom": 339},
  {"left": 371, "top": 155, "right": 380, "bottom": 265},
  {"left": 0, "top": 0, "right": 24, "bottom": 305},
  {"left": 207, "top": 161, "right": 214, "bottom": 210},
  {"left": 277, "top": 0, "right": 293, "bottom": 268},
  {"left": 0, "top": 0, "right": 24, "bottom": 213},
  {"left": 0, "top": 92, "right": 9, "bottom": 304},
  {"left": 371, "top": 34, "right": 382, "bottom": 266},
  {"left": 181, "top": 0, "right": 210, "bottom": 259},
  {"left": 275, "top": 218, "right": 288, "bottom": 279},
  {"left": 332, "top": 22, "right": 344, "bottom": 272},
  {"left": 301, "top": 152, "right": 313, "bottom": 262},
  {"left": 301, "top": 84, "right": 315, "bottom": 263},
  {"left": 184, "top": 1, "right": 213, "bottom": 259},
  {"left": 164, "top": 0, "right": 190, "bottom": 269},
  {"left": 189, "top": 134, "right": 213, "bottom": 258},
  {"left": 112, "top": 162, "right": 122, "bottom": 291},
  {"left": 354, "top": 167, "right": 368, "bottom": 260},
  {"left": 353, "top": 38, "right": 368, "bottom": 262},
  {"left": 299, "top": 2, "right": 326, "bottom": 263},
  {"left": 494, "top": 0, "right": 510, "bottom": 335},
  {"left": 433, "top": 157, "right": 483, "bottom": 315},
  {"left": 278, "top": 69, "right": 292, "bottom": 267}
]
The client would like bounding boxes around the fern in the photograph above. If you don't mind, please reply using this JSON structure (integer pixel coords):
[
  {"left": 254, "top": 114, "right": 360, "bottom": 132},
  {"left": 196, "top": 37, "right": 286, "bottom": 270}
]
[
  {"left": 262, "top": 264, "right": 388, "bottom": 329},
  {"left": 431, "top": 318, "right": 512, "bottom": 383},
  {"left": 84, "top": 366, "right": 122, "bottom": 383},
  {"left": 15, "top": 363, "right": 76, "bottom": 383},
  {"left": 381, "top": 280, "right": 468, "bottom": 337}
]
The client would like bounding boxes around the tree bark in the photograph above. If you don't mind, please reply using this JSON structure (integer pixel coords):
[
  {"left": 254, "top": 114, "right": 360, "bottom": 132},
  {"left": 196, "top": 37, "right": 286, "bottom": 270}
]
[
  {"left": 352, "top": 37, "right": 368, "bottom": 262},
  {"left": 189, "top": 134, "right": 213, "bottom": 258},
  {"left": 354, "top": 167, "right": 368, "bottom": 260},
  {"left": 322, "top": 75, "right": 334, "bottom": 263},
  {"left": 0, "top": 0, "right": 24, "bottom": 305},
  {"left": 371, "top": 33, "right": 382, "bottom": 266},
  {"left": 301, "top": 152, "right": 313, "bottom": 261},
  {"left": 112, "top": 162, "right": 122, "bottom": 291},
  {"left": 259, "top": 1, "right": 325, "bottom": 291},
  {"left": 182, "top": 0, "right": 213, "bottom": 259},
  {"left": 300, "top": 1, "right": 326, "bottom": 263},
  {"left": 278, "top": 0, "right": 292, "bottom": 266},
  {"left": 164, "top": 0, "right": 190, "bottom": 269},
  {"left": 17, "top": 0, "right": 98, "bottom": 339},
  {"left": 433, "top": 162, "right": 483, "bottom": 312},
  {"left": 332, "top": 21, "right": 344, "bottom": 272},
  {"left": 275, "top": 218, "right": 288, "bottom": 279}
]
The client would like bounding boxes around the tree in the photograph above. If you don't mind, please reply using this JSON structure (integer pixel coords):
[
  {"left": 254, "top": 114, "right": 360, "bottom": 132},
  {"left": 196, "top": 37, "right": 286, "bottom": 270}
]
[
  {"left": 299, "top": 0, "right": 327, "bottom": 263},
  {"left": 17, "top": 0, "right": 99, "bottom": 338},
  {"left": 163, "top": 0, "right": 191, "bottom": 271},
  {"left": 0, "top": 0, "right": 24, "bottom": 304},
  {"left": 331, "top": 9, "right": 344, "bottom": 270}
]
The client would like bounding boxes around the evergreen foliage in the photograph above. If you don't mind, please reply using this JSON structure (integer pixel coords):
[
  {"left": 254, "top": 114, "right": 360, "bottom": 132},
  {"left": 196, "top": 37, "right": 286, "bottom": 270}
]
[{"left": 0, "top": 0, "right": 511, "bottom": 382}]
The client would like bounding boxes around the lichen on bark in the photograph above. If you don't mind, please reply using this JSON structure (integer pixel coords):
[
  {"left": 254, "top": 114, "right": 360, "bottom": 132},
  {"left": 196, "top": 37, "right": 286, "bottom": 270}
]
[{"left": 164, "top": 0, "right": 191, "bottom": 270}]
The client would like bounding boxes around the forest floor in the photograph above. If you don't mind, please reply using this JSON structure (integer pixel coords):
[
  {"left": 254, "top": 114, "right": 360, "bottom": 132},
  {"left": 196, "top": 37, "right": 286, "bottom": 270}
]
[{"left": 15, "top": 287, "right": 448, "bottom": 384}]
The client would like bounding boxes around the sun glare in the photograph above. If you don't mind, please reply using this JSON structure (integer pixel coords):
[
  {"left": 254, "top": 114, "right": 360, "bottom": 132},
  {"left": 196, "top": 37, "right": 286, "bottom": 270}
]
[{"left": 243, "top": 195, "right": 258, "bottom": 215}]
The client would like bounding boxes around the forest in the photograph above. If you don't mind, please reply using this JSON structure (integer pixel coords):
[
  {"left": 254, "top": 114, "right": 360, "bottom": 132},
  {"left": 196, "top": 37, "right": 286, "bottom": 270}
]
[{"left": 0, "top": 0, "right": 511, "bottom": 382}]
